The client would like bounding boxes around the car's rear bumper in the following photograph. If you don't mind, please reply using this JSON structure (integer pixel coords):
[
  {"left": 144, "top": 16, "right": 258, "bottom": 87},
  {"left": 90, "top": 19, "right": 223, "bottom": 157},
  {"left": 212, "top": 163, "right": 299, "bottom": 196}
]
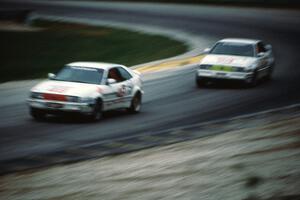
[
  {"left": 28, "top": 99, "right": 94, "bottom": 114},
  {"left": 196, "top": 70, "right": 253, "bottom": 80}
]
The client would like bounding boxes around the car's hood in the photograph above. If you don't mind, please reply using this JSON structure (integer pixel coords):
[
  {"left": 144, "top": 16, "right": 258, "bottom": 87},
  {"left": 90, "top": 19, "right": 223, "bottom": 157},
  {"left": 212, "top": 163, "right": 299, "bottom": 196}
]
[
  {"left": 201, "top": 54, "right": 256, "bottom": 68},
  {"left": 31, "top": 80, "right": 102, "bottom": 97}
]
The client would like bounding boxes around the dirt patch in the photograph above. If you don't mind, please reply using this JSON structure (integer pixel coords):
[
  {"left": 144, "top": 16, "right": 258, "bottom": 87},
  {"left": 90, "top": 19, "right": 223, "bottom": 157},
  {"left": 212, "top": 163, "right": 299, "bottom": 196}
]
[
  {"left": 244, "top": 175, "right": 263, "bottom": 188},
  {"left": 0, "top": 111, "right": 300, "bottom": 200}
]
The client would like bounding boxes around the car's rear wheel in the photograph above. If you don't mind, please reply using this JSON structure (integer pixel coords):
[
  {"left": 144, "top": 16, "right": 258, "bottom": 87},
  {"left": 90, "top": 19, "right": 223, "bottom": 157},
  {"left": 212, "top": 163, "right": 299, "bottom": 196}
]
[
  {"left": 128, "top": 92, "right": 142, "bottom": 113},
  {"left": 30, "top": 107, "right": 46, "bottom": 120}
]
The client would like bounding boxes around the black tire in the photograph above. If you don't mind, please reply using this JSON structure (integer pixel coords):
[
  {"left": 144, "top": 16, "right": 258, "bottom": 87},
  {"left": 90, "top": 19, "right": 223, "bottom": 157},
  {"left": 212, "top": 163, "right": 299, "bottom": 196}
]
[
  {"left": 196, "top": 77, "right": 206, "bottom": 88},
  {"left": 30, "top": 107, "right": 46, "bottom": 120},
  {"left": 89, "top": 99, "right": 103, "bottom": 121},
  {"left": 128, "top": 92, "right": 142, "bottom": 113}
]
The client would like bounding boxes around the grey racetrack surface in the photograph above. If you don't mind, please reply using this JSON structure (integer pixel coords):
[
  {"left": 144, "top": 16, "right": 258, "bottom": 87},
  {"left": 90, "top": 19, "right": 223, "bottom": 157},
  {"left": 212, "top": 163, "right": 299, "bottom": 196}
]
[{"left": 1, "top": 0, "right": 300, "bottom": 164}]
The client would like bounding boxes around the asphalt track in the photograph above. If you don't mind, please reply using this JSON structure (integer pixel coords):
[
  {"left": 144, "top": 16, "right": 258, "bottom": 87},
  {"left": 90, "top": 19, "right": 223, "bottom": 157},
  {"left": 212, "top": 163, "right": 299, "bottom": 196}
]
[{"left": 1, "top": 0, "right": 300, "bottom": 164}]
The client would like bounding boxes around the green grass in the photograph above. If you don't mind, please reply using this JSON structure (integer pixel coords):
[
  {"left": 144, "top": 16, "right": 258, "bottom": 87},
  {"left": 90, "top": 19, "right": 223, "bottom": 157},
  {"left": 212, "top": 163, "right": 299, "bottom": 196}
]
[{"left": 0, "top": 20, "right": 187, "bottom": 83}]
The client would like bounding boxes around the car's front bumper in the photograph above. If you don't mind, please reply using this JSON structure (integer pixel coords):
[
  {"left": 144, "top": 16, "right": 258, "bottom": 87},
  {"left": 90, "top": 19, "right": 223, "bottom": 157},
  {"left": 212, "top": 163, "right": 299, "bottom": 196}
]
[
  {"left": 28, "top": 99, "right": 94, "bottom": 114},
  {"left": 196, "top": 69, "right": 253, "bottom": 81}
]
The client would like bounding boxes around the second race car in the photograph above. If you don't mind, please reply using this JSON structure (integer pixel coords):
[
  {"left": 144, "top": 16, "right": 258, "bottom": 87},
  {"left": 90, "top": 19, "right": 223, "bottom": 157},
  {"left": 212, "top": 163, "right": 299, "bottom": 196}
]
[{"left": 196, "top": 38, "right": 275, "bottom": 87}]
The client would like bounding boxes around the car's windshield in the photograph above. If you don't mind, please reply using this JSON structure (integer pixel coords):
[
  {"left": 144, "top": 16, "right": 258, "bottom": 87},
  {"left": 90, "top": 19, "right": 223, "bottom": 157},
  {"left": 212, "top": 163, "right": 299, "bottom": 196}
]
[
  {"left": 210, "top": 42, "right": 254, "bottom": 57},
  {"left": 53, "top": 66, "right": 104, "bottom": 84}
]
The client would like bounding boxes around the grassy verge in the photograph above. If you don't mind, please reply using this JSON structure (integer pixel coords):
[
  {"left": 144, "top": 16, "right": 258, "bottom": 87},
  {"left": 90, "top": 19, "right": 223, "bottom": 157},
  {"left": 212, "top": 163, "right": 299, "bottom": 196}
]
[{"left": 0, "top": 20, "right": 187, "bottom": 83}]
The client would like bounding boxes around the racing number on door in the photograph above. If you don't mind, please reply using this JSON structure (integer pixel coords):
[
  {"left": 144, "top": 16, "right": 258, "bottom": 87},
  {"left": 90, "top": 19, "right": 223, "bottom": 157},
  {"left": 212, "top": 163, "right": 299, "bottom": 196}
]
[
  {"left": 117, "top": 84, "right": 132, "bottom": 97},
  {"left": 108, "top": 67, "right": 134, "bottom": 98},
  {"left": 117, "top": 85, "right": 126, "bottom": 97}
]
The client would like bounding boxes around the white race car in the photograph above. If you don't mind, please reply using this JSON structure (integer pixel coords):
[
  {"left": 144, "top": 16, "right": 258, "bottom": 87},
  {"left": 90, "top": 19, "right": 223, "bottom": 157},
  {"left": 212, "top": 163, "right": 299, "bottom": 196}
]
[
  {"left": 28, "top": 62, "right": 143, "bottom": 121},
  {"left": 196, "top": 38, "right": 275, "bottom": 87}
]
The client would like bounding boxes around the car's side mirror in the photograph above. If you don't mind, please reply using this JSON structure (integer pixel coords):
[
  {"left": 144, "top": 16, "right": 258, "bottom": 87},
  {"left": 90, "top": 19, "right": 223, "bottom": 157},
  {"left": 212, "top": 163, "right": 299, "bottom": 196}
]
[
  {"left": 48, "top": 73, "right": 56, "bottom": 79},
  {"left": 265, "top": 44, "right": 272, "bottom": 51},
  {"left": 203, "top": 48, "right": 211, "bottom": 54},
  {"left": 107, "top": 78, "right": 117, "bottom": 85}
]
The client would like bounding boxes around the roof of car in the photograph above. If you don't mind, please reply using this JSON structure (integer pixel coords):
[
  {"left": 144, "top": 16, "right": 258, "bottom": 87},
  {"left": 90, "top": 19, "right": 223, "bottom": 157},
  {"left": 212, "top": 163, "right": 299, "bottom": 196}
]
[
  {"left": 66, "top": 62, "right": 122, "bottom": 70},
  {"left": 219, "top": 38, "right": 260, "bottom": 44}
]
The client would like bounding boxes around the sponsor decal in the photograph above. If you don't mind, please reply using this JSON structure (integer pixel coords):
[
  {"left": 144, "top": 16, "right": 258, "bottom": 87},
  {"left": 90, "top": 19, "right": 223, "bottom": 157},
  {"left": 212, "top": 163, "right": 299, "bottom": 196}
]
[
  {"left": 217, "top": 57, "right": 234, "bottom": 64},
  {"left": 71, "top": 66, "right": 98, "bottom": 71},
  {"left": 97, "top": 87, "right": 103, "bottom": 94},
  {"left": 47, "top": 85, "right": 72, "bottom": 93},
  {"left": 211, "top": 65, "right": 233, "bottom": 72},
  {"left": 117, "top": 85, "right": 126, "bottom": 97}
]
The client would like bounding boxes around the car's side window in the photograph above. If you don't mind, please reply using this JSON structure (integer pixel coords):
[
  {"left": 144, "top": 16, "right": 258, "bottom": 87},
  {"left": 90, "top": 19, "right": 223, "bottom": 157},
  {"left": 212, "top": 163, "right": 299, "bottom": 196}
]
[
  {"left": 117, "top": 67, "right": 132, "bottom": 81},
  {"left": 257, "top": 42, "right": 266, "bottom": 53},
  {"left": 108, "top": 67, "right": 124, "bottom": 83}
]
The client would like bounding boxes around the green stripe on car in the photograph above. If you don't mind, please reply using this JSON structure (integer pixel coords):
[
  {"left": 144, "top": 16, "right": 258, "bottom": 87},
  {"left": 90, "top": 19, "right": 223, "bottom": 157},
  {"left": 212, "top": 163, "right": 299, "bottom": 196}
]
[{"left": 210, "top": 65, "right": 233, "bottom": 72}]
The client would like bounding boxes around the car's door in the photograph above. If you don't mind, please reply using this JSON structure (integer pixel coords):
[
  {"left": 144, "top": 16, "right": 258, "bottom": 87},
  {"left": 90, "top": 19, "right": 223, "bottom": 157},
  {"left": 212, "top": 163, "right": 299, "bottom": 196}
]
[
  {"left": 264, "top": 44, "right": 274, "bottom": 67},
  {"left": 256, "top": 42, "right": 269, "bottom": 78},
  {"left": 115, "top": 66, "right": 134, "bottom": 108},
  {"left": 104, "top": 67, "right": 133, "bottom": 109},
  {"left": 102, "top": 67, "right": 125, "bottom": 110}
]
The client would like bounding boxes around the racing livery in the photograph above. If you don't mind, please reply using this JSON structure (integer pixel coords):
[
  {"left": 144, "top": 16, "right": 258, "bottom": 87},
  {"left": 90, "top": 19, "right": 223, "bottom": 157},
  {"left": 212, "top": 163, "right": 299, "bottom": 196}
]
[
  {"left": 196, "top": 38, "right": 275, "bottom": 87},
  {"left": 28, "top": 62, "right": 143, "bottom": 121}
]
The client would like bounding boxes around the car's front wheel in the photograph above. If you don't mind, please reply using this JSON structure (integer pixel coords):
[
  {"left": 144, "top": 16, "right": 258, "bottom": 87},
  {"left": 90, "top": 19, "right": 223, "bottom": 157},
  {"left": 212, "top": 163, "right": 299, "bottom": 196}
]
[
  {"left": 128, "top": 92, "right": 142, "bottom": 113},
  {"left": 245, "top": 71, "right": 258, "bottom": 88},
  {"left": 30, "top": 107, "right": 46, "bottom": 120},
  {"left": 89, "top": 99, "right": 103, "bottom": 121}
]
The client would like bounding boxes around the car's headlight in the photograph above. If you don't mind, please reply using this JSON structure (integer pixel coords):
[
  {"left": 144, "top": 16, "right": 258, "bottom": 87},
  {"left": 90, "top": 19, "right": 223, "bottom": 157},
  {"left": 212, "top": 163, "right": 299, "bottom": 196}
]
[
  {"left": 244, "top": 64, "right": 257, "bottom": 73},
  {"left": 30, "top": 92, "right": 44, "bottom": 99},
  {"left": 199, "top": 64, "right": 211, "bottom": 69},
  {"left": 244, "top": 68, "right": 254, "bottom": 73},
  {"left": 79, "top": 97, "right": 95, "bottom": 104},
  {"left": 66, "top": 96, "right": 80, "bottom": 102},
  {"left": 232, "top": 67, "right": 244, "bottom": 72}
]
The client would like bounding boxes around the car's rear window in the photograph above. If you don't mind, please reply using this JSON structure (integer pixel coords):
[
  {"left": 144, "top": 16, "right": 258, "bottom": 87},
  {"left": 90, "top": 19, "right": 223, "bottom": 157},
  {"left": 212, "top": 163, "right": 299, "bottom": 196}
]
[
  {"left": 53, "top": 66, "right": 104, "bottom": 84},
  {"left": 210, "top": 42, "right": 254, "bottom": 57}
]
